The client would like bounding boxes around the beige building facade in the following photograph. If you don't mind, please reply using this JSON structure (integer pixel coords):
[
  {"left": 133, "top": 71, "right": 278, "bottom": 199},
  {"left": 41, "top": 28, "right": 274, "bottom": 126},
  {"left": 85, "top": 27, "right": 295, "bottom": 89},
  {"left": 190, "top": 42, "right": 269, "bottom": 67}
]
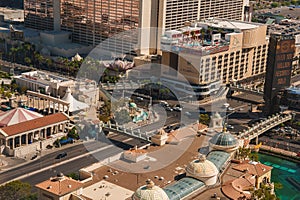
[{"left": 160, "top": 18, "right": 268, "bottom": 97}]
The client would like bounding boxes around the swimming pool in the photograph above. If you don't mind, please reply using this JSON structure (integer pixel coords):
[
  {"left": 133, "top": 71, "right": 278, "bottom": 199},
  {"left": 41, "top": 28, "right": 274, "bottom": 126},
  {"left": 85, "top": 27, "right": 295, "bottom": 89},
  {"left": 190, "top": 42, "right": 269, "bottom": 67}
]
[{"left": 258, "top": 153, "right": 300, "bottom": 200}]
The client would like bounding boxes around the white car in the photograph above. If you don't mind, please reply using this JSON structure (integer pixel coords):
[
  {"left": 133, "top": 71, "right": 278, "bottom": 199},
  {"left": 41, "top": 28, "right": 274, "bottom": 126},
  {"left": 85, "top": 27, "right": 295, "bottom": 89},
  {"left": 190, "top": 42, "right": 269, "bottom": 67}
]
[
  {"left": 173, "top": 107, "right": 182, "bottom": 112},
  {"left": 136, "top": 97, "right": 144, "bottom": 101},
  {"left": 184, "top": 111, "right": 192, "bottom": 116},
  {"left": 165, "top": 106, "right": 173, "bottom": 112},
  {"left": 160, "top": 101, "right": 169, "bottom": 106}
]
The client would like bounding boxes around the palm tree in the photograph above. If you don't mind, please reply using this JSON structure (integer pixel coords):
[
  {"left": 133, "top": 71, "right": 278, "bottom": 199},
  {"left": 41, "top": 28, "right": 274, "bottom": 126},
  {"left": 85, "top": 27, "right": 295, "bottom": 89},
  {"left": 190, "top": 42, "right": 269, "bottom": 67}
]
[{"left": 9, "top": 47, "right": 18, "bottom": 63}]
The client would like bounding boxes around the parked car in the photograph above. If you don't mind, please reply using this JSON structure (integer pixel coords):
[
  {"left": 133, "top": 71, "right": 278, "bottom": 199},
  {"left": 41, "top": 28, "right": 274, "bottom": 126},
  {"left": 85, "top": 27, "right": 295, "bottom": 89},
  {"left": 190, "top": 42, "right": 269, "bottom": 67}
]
[
  {"left": 185, "top": 111, "right": 192, "bottom": 116},
  {"left": 226, "top": 124, "right": 234, "bottom": 130},
  {"left": 165, "top": 106, "right": 173, "bottom": 112},
  {"left": 136, "top": 97, "right": 144, "bottom": 101},
  {"left": 56, "top": 152, "right": 67, "bottom": 159},
  {"left": 160, "top": 101, "right": 169, "bottom": 107},
  {"left": 173, "top": 104, "right": 183, "bottom": 111}
]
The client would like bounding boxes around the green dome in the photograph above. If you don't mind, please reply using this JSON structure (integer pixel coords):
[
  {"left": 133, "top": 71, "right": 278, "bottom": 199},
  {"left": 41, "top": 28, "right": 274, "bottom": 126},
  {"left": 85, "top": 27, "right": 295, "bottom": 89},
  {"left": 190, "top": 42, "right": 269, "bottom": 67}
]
[
  {"left": 210, "top": 132, "right": 238, "bottom": 147},
  {"left": 129, "top": 102, "right": 137, "bottom": 108}
]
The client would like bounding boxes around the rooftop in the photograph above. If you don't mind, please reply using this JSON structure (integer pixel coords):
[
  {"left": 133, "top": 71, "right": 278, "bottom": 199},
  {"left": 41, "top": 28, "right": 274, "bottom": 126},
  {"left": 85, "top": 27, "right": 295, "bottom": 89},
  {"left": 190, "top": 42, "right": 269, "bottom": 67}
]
[
  {"left": 198, "top": 18, "right": 260, "bottom": 30},
  {"left": 0, "top": 113, "right": 69, "bottom": 137},
  {"left": 232, "top": 161, "right": 273, "bottom": 177},
  {"left": 35, "top": 174, "right": 83, "bottom": 196}
]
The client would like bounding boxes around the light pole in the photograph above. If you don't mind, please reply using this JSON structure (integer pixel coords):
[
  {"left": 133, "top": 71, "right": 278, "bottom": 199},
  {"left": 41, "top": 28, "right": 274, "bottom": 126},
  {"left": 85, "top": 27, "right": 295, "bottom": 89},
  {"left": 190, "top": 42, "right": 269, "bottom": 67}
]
[{"left": 222, "top": 103, "right": 244, "bottom": 131}]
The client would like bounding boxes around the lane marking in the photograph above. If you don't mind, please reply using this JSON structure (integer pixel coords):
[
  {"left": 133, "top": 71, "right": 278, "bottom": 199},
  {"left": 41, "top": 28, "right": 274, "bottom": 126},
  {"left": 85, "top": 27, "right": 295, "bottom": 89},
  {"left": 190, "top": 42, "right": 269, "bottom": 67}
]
[{"left": 1, "top": 144, "right": 114, "bottom": 185}]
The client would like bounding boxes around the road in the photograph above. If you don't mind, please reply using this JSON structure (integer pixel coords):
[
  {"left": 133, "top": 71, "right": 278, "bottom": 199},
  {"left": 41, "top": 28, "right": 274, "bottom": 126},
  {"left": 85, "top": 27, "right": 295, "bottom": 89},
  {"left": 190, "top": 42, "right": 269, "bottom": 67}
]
[{"left": 0, "top": 141, "right": 123, "bottom": 186}]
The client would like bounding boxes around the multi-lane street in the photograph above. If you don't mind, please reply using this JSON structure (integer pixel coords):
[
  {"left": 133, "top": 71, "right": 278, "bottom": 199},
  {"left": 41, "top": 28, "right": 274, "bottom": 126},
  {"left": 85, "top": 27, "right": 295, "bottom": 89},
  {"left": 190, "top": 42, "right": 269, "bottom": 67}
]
[{"left": 0, "top": 141, "right": 124, "bottom": 187}]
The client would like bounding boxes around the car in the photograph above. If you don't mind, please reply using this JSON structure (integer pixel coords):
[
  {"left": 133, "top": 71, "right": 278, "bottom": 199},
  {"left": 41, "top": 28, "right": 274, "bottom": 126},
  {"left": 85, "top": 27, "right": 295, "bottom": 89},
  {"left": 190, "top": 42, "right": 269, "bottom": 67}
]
[
  {"left": 165, "top": 106, "right": 173, "bottom": 112},
  {"left": 173, "top": 124, "right": 181, "bottom": 130},
  {"left": 164, "top": 125, "right": 173, "bottom": 133},
  {"left": 56, "top": 152, "right": 67, "bottom": 159},
  {"left": 228, "top": 107, "right": 235, "bottom": 111},
  {"left": 185, "top": 111, "right": 192, "bottom": 116},
  {"left": 226, "top": 124, "right": 234, "bottom": 130},
  {"left": 160, "top": 101, "right": 169, "bottom": 107},
  {"left": 199, "top": 107, "right": 206, "bottom": 114},
  {"left": 136, "top": 97, "right": 144, "bottom": 101},
  {"left": 173, "top": 105, "right": 182, "bottom": 112}
]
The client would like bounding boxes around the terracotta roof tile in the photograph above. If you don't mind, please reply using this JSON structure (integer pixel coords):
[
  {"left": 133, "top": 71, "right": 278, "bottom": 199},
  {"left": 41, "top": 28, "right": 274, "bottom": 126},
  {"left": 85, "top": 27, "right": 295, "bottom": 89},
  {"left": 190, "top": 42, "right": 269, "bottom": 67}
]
[
  {"left": 232, "top": 161, "right": 272, "bottom": 177},
  {"left": 1, "top": 113, "right": 69, "bottom": 137},
  {"left": 35, "top": 176, "right": 83, "bottom": 196}
]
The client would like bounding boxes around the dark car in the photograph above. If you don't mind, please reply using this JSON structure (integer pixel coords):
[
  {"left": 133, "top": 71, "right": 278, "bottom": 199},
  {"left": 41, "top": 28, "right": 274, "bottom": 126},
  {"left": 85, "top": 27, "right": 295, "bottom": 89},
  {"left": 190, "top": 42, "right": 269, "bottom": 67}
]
[{"left": 56, "top": 152, "right": 67, "bottom": 159}]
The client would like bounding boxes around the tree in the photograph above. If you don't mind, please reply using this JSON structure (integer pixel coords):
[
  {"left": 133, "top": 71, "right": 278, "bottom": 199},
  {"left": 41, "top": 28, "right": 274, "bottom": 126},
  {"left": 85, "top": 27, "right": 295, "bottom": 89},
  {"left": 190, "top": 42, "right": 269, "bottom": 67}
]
[
  {"left": 251, "top": 183, "right": 279, "bottom": 200},
  {"left": 68, "top": 127, "right": 79, "bottom": 140},
  {"left": 249, "top": 152, "right": 259, "bottom": 162},
  {"left": 0, "top": 180, "right": 37, "bottom": 200},
  {"left": 67, "top": 172, "right": 80, "bottom": 180},
  {"left": 114, "top": 109, "right": 131, "bottom": 125},
  {"left": 237, "top": 146, "right": 251, "bottom": 160},
  {"left": 271, "top": 2, "right": 279, "bottom": 8},
  {"left": 24, "top": 57, "right": 32, "bottom": 66},
  {"left": 199, "top": 114, "right": 210, "bottom": 125}
]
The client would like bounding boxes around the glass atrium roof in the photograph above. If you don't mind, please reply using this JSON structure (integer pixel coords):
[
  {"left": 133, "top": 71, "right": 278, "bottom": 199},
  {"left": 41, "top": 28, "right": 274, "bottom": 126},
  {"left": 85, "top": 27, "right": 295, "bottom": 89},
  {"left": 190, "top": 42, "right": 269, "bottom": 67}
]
[
  {"left": 163, "top": 177, "right": 205, "bottom": 200},
  {"left": 210, "top": 132, "right": 238, "bottom": 147},
  {"left": 206, "top": 150, "right": 230, "bottom": 171}
]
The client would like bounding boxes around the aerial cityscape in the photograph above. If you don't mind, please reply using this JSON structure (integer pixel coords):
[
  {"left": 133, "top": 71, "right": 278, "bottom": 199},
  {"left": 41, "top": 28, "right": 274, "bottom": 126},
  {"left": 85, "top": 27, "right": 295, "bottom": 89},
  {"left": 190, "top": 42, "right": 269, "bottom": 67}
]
[{"left": 0, "top": 0, "right": 300, "bottom": 200}]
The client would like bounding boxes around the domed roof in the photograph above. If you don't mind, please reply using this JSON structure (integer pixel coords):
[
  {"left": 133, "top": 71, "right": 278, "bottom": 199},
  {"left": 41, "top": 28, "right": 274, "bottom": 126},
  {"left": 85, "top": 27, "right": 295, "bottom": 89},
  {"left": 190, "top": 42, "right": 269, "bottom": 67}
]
[
  {"left": 129, "top": 102, "right": 137, "bottom": 108},
  {"left": 0, "top": 107, "right": 43, "bottom": 127},
  {"left": 133, "top": 180, "right": 169, "bottom": 200},
  {"left": 210, "top": 131, "right": 238, "bottom": 147},
  {"left": 186, "top": 154, "right": 218, "bottom": 178}
]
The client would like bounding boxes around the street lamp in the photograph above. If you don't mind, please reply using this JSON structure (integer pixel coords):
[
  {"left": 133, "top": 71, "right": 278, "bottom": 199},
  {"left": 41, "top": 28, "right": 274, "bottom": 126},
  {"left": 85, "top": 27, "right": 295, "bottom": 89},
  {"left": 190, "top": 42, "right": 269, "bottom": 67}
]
[{"left": 222, "top": 103, "right": 244, "bottom": 131}]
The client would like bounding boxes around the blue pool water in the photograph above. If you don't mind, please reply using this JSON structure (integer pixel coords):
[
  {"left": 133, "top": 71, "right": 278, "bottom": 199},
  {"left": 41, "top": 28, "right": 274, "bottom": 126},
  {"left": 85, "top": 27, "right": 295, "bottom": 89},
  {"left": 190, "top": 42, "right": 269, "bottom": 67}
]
[{"left": 258, "top": 153, "right": 300, "bottom": 200}]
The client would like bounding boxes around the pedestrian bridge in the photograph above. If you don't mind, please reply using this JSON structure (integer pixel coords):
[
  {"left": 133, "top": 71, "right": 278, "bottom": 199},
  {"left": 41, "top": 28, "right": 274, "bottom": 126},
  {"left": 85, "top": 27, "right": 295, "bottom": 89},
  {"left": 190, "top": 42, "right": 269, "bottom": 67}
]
[
  {"left": 102, "top": 122, "right": 156, "bottom": 142},
  {"left": 100, "top": 81, "right": 145, "bottom": 91},
  {"left": 237, "top": 112, "right": 294, "bottom": 141},
  {"left": 230, "top": 85, "right": 264, "bottom": 96}
]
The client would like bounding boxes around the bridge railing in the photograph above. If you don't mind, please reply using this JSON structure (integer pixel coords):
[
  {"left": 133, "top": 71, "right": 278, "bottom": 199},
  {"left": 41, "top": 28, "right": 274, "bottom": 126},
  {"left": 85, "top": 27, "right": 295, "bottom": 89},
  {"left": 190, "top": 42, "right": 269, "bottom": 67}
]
[
  {"left": 102, "top": 122, "right": 156, "bottom": 142},
  {"left": 238, "top": 113, "right": 292, "bottom": 140}
]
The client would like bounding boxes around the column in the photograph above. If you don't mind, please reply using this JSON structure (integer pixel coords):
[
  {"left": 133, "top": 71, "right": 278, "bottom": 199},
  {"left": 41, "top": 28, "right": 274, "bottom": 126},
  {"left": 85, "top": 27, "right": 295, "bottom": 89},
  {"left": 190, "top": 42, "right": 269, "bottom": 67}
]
[
  {"left": 256, "top": 136, "right": 259, "bottom": 145},
  {"left": 27, "top": 96, "right": 30, "bottom": 107},
  {"left": 50, "top": 127, "right": 54, "bottom": 135},
  {"left": 43, "top": 98, "right": 45, "bottom": 110},
  {"left": 62, "top": 123, "right": 66, "bottom": 133},
  {"left": 58, "top": 103, "right": 60, "bottom": 113},
  {"left": 32, "top": 97, "right": 35, "bottom": 109},
  {"left": 48, "top": 100, "right": 51, "bottom": 114},
  {"left": 53, "top": 101, "right": 56, "bottom": 114},
  {"left": 12, "top": 137, "right": 15, "bottom": 149},
  {"left": 37, "top": 97, "right": 40, "bottom": 110},
  {"left": 25, "top": 133, "right": 28, "bottom": 145},
  {"left": 67, "top": 105, "right": 70, "bottom": 115}
]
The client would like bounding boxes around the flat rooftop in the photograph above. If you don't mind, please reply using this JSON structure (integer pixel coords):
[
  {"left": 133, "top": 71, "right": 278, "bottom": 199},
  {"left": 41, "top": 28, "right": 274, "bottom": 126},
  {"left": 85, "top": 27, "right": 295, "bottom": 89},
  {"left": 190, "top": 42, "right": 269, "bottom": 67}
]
[
  {"left": 81, "top": 180, "right": 133, "bottom": 200},
  {"left": 0, "top": 7, "right": 23, "bottom": 22},
  {"left": 199, "top": 18, "right": 260, "bottom": 30}
]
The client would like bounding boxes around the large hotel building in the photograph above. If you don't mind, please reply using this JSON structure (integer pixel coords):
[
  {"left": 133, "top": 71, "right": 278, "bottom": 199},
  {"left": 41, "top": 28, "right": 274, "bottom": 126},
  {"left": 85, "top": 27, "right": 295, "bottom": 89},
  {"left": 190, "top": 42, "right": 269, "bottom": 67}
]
[
  {"left": 24, "top": 0, "right": 250, "bottom": 52},
  {"left": 160, "top": 18, "right": 268, "bottom": 98}
]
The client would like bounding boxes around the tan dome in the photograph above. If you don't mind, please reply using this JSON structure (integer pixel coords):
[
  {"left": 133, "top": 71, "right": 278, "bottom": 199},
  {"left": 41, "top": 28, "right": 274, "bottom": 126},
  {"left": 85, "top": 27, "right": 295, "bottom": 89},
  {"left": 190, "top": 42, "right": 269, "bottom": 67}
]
[
  {"left": 186, "top": 154, "right": 218, "bottom": 178},
  {"left": 132, "top": 180, "right": 169, "bottom": 200}
]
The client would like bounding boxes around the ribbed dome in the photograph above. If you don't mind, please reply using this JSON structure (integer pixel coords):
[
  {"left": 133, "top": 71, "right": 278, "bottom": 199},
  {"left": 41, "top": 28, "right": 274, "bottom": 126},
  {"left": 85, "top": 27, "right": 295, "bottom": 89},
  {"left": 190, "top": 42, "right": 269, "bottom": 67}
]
[
  {"left": 210, "top": 132, "right": 238, "bottom": 147},
  {"left": 132, "top": 180, "right": 169, "bottom": 200},
  {"left": 186, "top": 154, "right": 218, "bottom": 178}
]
